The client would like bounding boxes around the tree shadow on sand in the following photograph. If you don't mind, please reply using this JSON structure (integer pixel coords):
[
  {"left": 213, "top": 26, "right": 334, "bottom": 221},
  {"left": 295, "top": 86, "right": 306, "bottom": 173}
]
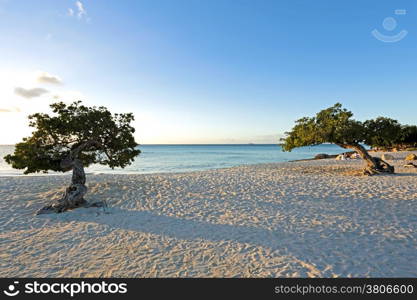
[{"left": 50, "top": 206, "right": 417, "bottom": 277}]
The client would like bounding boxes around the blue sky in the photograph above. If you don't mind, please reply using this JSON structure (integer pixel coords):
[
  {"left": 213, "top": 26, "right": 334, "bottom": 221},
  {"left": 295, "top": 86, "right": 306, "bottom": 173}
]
[{"left": 0, "top": 0, "right": 416, "bottom": 144}]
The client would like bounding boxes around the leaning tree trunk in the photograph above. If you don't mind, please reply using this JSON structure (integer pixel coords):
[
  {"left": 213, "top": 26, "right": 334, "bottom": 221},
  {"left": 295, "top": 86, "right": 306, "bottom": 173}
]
[
  {"left": 337, "top": 143, "right": 394, "bottom": 175},
  {"left": 36, "top": 141, "right": 105, "bottom": 215},
  {"left": 36, "top": 158, "right": 88, "bottom": 214}
]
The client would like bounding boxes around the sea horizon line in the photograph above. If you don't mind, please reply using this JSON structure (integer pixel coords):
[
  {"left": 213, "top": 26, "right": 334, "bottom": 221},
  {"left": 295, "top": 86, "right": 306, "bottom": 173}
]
[{"left": 1, "top": 143, "right": 284, "bottom": 146}]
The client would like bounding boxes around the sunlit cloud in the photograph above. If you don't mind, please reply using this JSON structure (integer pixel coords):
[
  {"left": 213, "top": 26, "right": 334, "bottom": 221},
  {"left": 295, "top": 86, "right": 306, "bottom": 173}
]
[
  {"left": 51, "top": 90, "right": 85, "bottom": 102},
  {"left": 14, "top": 87, "right": 49, "bottom": 99},
  {"left": 37, "top": 71, "right": 62, "bottom": 84},
  {"left": 68, "top": 8, "right": 74, "bottom": 17},
  {"left": 0, "top": 107, "right": 21, "bottom": 113},
  {"left": 0, "top": 69, "right": 85, "bottom": 143}
]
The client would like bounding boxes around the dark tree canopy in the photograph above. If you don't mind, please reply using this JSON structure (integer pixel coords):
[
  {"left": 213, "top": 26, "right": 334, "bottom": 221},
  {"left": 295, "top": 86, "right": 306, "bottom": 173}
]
[
  {"left": 363, "top": 117, "right": 402, "bottom": 149},
  {"left": 5, "top": 101, "right": 140, "bottom": 174},
  {"left": 399, "top": 125, "right": 417, "bottom": 147}
]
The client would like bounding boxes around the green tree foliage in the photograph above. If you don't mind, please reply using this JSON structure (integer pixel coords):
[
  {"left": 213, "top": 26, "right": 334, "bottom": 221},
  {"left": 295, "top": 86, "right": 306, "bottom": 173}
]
[
  {"left": 4, "top": 101, "right": 140, "bottom": 174},
  {"left": 281, "top": 103, "right": 395, "bottom": 174},
  {"left": 281, "top": 103, "right": 365, "bottom": 152}
]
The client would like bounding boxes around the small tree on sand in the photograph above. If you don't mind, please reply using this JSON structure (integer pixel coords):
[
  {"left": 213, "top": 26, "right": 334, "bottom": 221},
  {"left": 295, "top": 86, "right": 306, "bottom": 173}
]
[
  {"left": 4, "top": 101, "right": 140, "bottom": 214},
  {"left": 281, "top": 103, "right": 394, "bottom": 175}
]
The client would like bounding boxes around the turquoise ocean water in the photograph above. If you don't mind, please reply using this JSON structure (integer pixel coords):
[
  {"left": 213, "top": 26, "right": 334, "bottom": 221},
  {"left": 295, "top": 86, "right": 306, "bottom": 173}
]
[{"left": 0, "top": 144, "right": 346, "bottom": 176}]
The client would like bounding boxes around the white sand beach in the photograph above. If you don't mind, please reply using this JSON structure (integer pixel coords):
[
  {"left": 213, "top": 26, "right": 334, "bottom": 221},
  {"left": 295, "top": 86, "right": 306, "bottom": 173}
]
[{"left": 1, "top": 151, "right": 416, "bottom": 278}]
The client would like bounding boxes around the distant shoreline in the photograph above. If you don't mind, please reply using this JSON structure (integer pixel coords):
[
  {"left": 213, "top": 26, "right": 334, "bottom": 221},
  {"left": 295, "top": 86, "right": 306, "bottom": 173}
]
[
  {"left": 0, "top": 144, "right": 283, "bottom": 146},
  {"left": 1, "top": 149, "right": 415, "bottom": 177},
  {"left": 2, "top": 146, "right": 415, "bottom": 177},
  {"left": 0, "top": 144, "right": 347, "bottom": 176}
]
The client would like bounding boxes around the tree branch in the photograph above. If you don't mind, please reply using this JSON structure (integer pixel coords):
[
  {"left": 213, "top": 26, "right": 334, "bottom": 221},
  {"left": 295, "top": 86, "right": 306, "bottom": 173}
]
[{"left": 70, "top": 140, "right": 103, "bottom": 159}]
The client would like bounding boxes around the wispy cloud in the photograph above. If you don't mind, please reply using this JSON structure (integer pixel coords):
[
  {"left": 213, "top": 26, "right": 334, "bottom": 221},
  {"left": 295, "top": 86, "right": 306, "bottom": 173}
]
[
  {"left": 14, "top": 87, "right": 49, "bottom": 99},
  {"left": 75, "top": 1, "right": 86, "bottom": 19},
  {"left": 51, "top": 90, "right": 85, "bottom": 102},
  {"left": 67, "top": 1, "right": 88, "bottom": 21},
  {"left": 0, "top": 107, "right": 21, "bottom": 113},
  {"left": 37, "top": 72, "right": 62, "bottom": 84},
  {"left": 45, "top": 33, "right": 53, "bottom": 41}
]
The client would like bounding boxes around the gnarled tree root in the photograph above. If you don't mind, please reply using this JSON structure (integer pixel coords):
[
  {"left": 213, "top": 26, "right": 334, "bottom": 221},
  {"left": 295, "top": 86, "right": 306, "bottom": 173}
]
[
  {"left": 363, "top": 157, "right": 395, "bottom": 176},
  {"left": 36, "top": 147, "right": 109, "bottom": 215},
  {"left": 336, "top": 144, "right": 395, "bottom": 176},
  {"left": 36, "top": 184, "right": 106, "bottom": 215}
]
